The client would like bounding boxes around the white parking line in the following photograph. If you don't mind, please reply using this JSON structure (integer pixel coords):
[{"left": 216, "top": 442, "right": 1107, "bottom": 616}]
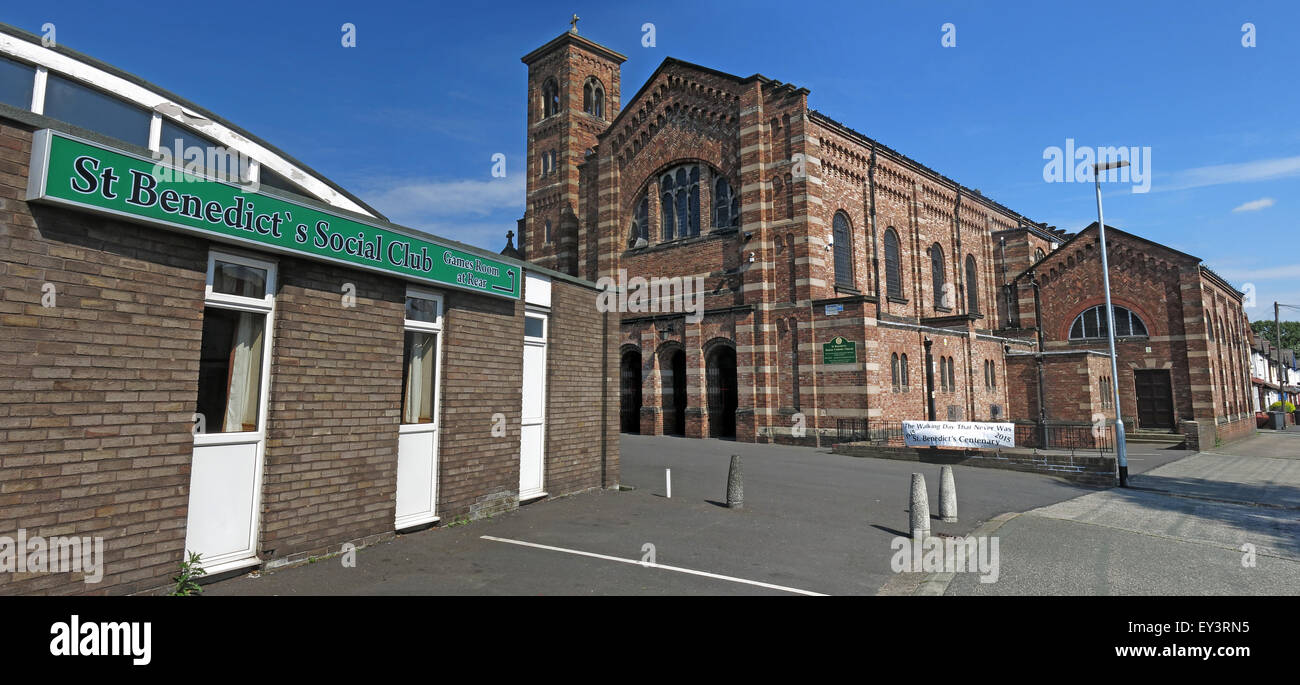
[{"left": 480, "top": 535, "right": 828, "bottom": 596}]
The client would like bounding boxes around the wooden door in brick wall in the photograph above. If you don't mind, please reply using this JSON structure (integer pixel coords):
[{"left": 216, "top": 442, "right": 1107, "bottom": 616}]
[{"left": 1134, "top": 369, "right": 1175, "bottom": 429}]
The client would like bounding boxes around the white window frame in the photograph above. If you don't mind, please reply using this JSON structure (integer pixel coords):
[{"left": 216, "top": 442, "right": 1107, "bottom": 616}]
[
  {"left": 400, "top": 287, "right": 444, "bottom": 430},
  {"left": 195, "top": 249, "right": 276, "bottom": 447}
]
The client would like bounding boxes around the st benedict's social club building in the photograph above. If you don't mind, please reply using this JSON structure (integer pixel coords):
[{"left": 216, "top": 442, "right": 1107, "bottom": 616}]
[{"left": 0, "top": 23, "right": 618, "bottom": 595}]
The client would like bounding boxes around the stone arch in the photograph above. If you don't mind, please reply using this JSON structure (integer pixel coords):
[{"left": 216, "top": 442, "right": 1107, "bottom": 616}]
[
  {"left": 656, "top": 340, "right": 687, "bottom": 436},
  {"left": 702, "top": 338, "right": 738, "bottom": 439}
]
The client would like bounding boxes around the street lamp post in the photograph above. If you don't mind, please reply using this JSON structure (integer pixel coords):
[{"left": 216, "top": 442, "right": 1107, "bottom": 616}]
[{"left": 1094, "top": 160, "right": 1130, "bottom": 487}]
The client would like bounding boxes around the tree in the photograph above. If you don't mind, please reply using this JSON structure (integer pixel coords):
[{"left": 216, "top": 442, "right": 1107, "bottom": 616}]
[{"left": 1250, "top": 320, "right": 1300, "bottom": 351}]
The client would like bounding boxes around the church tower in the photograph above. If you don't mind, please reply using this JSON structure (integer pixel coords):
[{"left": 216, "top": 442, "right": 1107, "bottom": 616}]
[{"left": 520, "top": 18, "right": 625, "bottom": 276}]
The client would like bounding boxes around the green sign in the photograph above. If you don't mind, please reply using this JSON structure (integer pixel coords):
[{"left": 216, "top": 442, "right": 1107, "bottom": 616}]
[
  {"left": 822, "top": 336, "right": 857, "bottom": 364},
  {"left": 26, "top": 130, "right": 520, "bottom": 299}
]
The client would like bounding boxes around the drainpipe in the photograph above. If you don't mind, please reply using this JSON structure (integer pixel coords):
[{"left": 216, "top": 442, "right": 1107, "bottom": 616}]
[
  {"left": 924, "top": 338, "right": 937, "bottom": 421},
  {"left": 867, "top": 148, "right": 882, "bottom": 320},
  {"left": 1030, "top": 272, "right": 1048, "bottom": 447}
]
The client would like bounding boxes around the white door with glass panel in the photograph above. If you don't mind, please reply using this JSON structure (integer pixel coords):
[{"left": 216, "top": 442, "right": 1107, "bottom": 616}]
[
  {"left": 519, "top": 310, "right": 548, "bottom": 500},
  {"left": 185, "top": 251, "right": 275, "bottom": 574},
  {"left": 395, "top": 290, "right": 443, "bottom": 529}
]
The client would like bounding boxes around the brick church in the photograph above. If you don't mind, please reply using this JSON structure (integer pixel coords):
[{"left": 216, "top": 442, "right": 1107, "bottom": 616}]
[{"left": 510, "top": 25, "right": 1255, "bottom": 448}]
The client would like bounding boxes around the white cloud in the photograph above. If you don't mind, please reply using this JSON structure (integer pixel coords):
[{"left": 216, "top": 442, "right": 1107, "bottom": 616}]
[
  {"left": 1158, "top": 156, "right": 1300, "bottom": 192},
  {"left": 360, "top": 174, "right": 525, "bottom": 222},
  {"left": 1232, "top": 197, "right": 1275, "bottom": 213}
]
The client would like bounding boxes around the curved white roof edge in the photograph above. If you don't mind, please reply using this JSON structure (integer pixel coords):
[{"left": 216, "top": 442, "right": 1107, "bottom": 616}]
[{"left": 0, "top": 32, "right": 375, "bottom": 217}]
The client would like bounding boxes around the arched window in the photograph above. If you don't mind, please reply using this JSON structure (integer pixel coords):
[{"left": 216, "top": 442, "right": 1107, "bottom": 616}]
[
  {"left": 714, "top": 176, "right": 739, "bottom": 228},
  {"left": 629, "top": 194, "right": 649, "bottom": 246},
  {"left": 965, "top": 254, "right": 979, "bottom": 314},
  {"left": 583, "top": 78, "right": 604, "bottom": 119},
  {"left": 930, "top": 243, "right": 946, "bottom": 309},
  {"left": 660, "top": 164, "right": 700, "bottom": 240},
  {"left": 891, "top": 353, "right": 900, "bottom": 392},
  {"left": 1069, "top": 304, "right": 1149, "bottom": 339},
  {"left": 542, "top": 78, "right": 559, "bottom": 118},
  {"left": 1034, "top": 247, "right": 1046, "bottom": 263},
  {"left": 771, "top": 177, "right": 784, "bottom": 220},
  {"left": 833, "top": 211, "right": 853, "bottom": 288},
  {"left": 900, "top": 353, "right": 909, "bottom": 390},
  {"left": 544, "top": 219, "right": 552, "bottom": 244},
  {"left": 883, "top": 228, "right": 903, "bottom": 299}
]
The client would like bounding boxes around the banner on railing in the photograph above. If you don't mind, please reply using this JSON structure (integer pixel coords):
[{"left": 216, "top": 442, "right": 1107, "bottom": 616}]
[{"left": 902, "top": 421, "right": 1015, "bottom": 448}]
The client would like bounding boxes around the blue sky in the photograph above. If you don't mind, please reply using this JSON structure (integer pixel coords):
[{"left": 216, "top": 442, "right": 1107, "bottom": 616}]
[{"left": 11, "top": 1, "right": 1300, "bottom": 321}]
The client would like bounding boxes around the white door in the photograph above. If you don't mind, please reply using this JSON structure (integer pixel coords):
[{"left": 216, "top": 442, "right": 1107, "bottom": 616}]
[
  {"left": 184, "top": 252, "right": 275, "bottom": 575},
  {"left": 395, "top": 290, "right": 443, "bottom": 529},
  {"left": 519, "top": 311, "right": 548, "bottom": 500}
]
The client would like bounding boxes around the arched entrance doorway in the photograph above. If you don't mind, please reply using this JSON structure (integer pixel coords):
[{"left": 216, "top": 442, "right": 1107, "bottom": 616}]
[
  {"left": 706, "top": 344, "right": 737, "bottom": 439},
  {"left": 661, "top": 347, "right": 687, "bottom": 436},
  {"left": 620, "top": 349, "right": 642, "bottom": 433}
]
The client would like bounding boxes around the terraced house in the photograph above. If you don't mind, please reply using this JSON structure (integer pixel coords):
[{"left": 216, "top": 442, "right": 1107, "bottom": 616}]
[{"left": 513, "top": 26, "right": 1254, "bottom": 449}]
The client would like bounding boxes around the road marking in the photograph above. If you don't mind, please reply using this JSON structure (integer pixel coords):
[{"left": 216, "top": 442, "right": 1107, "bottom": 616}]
[{"left": 480, "top": 535, "right": 828, "bottom": 596}]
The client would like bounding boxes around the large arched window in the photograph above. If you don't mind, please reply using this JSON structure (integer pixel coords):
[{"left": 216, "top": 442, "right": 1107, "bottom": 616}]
[
  {"left": 629, "top": 194, "right": 649, "bottom": 247},
  {"left": 832, "top": 211, "right": 853, "bottom": 288},
  {"left": 930, "top": 243, "right": 946, "bottom": 309},
  {"left": 1034, "top": 247, "right": 1046, "bottom": 263},
  {"left": 660, "top": 164, "right": 700, "bottom": 240},
  {"left": 542, "top": 78, "right": 559, "bottom": 118},
  {"left": 714, "top": 176, "right": 740, "bottom": 228},
  {"left": 1069, "top": 304, "right": 1149, "bottom": 339},
  {"left": 883, "top": 228, "right": 903, "bottom": 299},
  {"left": 583, "top": 77, "right": 604, "bottom": 119},
  {"left": 965, "top": 254, "right": 979, "bottom": 314}
]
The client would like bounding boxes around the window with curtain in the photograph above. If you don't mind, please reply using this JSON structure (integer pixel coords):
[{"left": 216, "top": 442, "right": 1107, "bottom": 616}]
[
  {"left": 884, "top": 228, "right": 903, "bottom": 299},
  {"left": 197, "top": 255, "right": 273, "bottom": 434},
  {"left": 401, "top": 331, "right": 438, "bottom": 424},
  {"left": 197, "top": 308, "right": 266, "bottom": 433},
  {"left": 931, "top": 243, "right": 946, "bottom": 309},
  {"left": 965, "top": 254, "right": 979, "bottom": 314},
  {"left": 401, "top": 293, "right": 442, "bottom": 425},
  {"left": 1069, "top": 305, "right": 1149, "bottom": 339},
  {"left": 833, "top": 211, "right": 853, "bottom": 288}
]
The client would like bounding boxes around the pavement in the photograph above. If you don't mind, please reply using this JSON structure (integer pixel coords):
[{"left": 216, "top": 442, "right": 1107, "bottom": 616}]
[
  {"left": 210, "top": 435, "right": 1177, "bottom": 596},
  {"left": 204, "top": 430, "right": 1292, "bottom": 596},
  {"left": 945, "top": 429, "right": 1300, "bottom": 595}
]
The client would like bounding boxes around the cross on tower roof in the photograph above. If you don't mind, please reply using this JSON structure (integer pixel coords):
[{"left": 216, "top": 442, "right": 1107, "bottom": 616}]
[{"left": 569, "top": 14, "right": 580, "bottom": 33}]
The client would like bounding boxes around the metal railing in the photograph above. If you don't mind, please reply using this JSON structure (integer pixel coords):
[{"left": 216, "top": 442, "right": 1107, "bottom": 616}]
[{"left": 834, "top": 418, "right": 1113, "bottom": 456}]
